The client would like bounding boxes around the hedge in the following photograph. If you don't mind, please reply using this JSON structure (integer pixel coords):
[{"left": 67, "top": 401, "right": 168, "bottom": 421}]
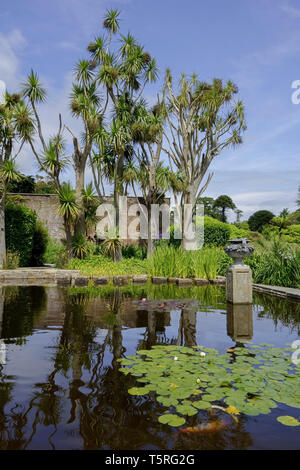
[
  {"left": 30, "top": 220, "right": 49, "bottom": 266},
  {"left": 5, "top": 202, "right": 37, "bottom": 266},
  {"left": 5, "top": 202, "right": 49, "bottom": 267}
]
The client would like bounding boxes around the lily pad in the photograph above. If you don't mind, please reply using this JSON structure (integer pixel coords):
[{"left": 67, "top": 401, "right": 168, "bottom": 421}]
[
  {"left": 158, "top": 414, "right": 186, "bottom": 427},
  {"left": 277, "top": 416, "right": 300, "bottom": 427}
]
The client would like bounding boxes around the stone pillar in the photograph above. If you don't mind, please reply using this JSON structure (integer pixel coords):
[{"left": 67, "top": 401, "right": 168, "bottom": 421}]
[
  {"left": 226, "top": 264, "right": 253, "bottom": 304},
  {"left": 224, "top": 238, "right": 254, "bottom": 304}
]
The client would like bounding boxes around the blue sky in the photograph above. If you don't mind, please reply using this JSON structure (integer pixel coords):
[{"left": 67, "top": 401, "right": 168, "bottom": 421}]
[{"left": 0, "top": 0, "right": 300, "bottom": 220}]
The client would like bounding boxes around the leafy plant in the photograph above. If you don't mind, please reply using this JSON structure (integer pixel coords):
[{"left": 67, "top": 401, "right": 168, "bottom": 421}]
[
  {"left": 101, "top": 234, "right": 122, "bottom": 262},
  {"left": 71, "top": 233, "right": 92, "bottom": 259},
  {"left": 2, "top": 250, "right": 20, "bottom": 269}
]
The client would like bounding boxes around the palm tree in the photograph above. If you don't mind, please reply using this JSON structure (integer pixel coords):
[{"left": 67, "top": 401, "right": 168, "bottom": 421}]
[
  {"left": 57, "top": 183, "right": 80, "bottom": 253},
  {"left": 81, "top": 183, "right": 100, "bottom": 236},
  {"left": 87, "top": 9, "right": 159, "bottom": 251}
]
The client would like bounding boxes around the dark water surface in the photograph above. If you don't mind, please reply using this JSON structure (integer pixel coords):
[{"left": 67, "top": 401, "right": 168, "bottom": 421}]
[{"left": 0, "top": 284, "right": 300, "bottom": 450}]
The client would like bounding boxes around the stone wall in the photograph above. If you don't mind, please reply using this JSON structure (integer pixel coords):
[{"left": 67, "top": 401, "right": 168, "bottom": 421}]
[
  {"left": 11, "top": 194, "right": 170, "bottom": 244},
  {"left": 13, "top": 194, "right": 65, "bottom": 241}
]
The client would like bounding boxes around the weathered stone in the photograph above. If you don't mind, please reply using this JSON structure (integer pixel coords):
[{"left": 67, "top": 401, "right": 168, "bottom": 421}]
[
  {"left": 194, "top": 278, "right": 209, "bottom": 286},
  {"left": 74, "top": 276, "right": 89, "bottom": 286},
  {"left": 56, "top": 276, "right": 71, "bottom": 286},
  {"left": 151, "top": 277, "right": 167, "bottom": 284},
  {"left": 132, "top": 275, "right": 148, "bottom": 284},
  {"left": 113, "top": 276, "right": 129, "bottom": 286},
  {"left": 176, "top": 278, "right": 193, "bottom": 286},
  {"left": 167, "top": 277, "right": 177, "bottom": 284},
  {"left": 93, "top": 277, "right": 109, "bottom": 286},
  {"left": 0, "top": 270, "right": 28, "bottom": 279},
  {"left": 211, "top": 278, "right": 226, "bottom": 285},
  {"left": 226, "top": 264, "right": 252, "bottom": 304}
]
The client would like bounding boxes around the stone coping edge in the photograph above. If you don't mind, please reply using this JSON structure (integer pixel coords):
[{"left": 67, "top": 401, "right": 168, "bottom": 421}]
[
  {"left": 0, "top": 269, "right": 226, "bottom": 287},
  {"left": 253, "top": 284, "right": 300, "bottom": 302}
]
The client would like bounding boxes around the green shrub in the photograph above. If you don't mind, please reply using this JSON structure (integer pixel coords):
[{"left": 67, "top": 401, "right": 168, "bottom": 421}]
[
  {"left": 282, "top": 224, "right": 300, "bottom": 244},
  {"left": 248, "top": 210, "right": 275, "bottom": 232},
  {"left": 122, "top": 244, "right": 147, "bottom": 259},
  {"left": 197, "top": 216, "right": 231, "bottom": 247},
  {"left": 30, "top": 221, "right": 49, "bottom": 266},
  {"left": 228, "top": 224, "right": 250, "bottom": 239},
  {"left": 44, "top": 239, "right": 69, "bottom": 268},
  {"left": 5, "top": 202, "right": 36, "bottom": 266}
]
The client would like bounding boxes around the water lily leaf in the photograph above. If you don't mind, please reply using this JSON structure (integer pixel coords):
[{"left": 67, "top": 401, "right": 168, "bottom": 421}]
[
  {"left": 277, "top": 416, "right": 300, "bottom": 426},
  {"left": 176, "top": 402, "right": 198, "bottom": 416},
  {"left": 128, "top": 386, "right": 150, "bottom": 396},
  {"left": 158, "top": 414, "right": 186, "bottom": 427},
  {"left": 193, "top": 400, "right": 211, "bottom": 410}
]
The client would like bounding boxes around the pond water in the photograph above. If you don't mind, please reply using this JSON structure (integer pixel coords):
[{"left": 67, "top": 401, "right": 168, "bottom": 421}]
[{"left": 0, "top": 284, "right": 300, "bottom": 450}]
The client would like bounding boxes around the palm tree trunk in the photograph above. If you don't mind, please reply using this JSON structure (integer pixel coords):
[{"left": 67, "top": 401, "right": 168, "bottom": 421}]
[
  {"left": 74, "top": 163, "right": 85, "bottom": 237},
  {"left": 182, "top": 190, "right": 197, "bottom": 251},
  {"left": 64, "top": 221, "right": 73, "bottom": 256},
  {"left": 147, "top": 201, "right": 154, "bottom": 259},
  {"left": 0, "top": 193, "right": 6, "bottom": 268}
]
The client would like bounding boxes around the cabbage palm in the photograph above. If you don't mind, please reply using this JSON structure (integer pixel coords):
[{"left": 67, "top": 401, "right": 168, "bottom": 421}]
[
  {"left": 163, "top": 73, "right": 246, "bottom": 249},
  {"left": 57, "top": 183, "right": 80, "bottom": 252},
  {"left": 81, "top": 183, "right": 100, "bottom": 235},
  {"left": 87, "top": 9, "right": 159, "bottom": 238}
]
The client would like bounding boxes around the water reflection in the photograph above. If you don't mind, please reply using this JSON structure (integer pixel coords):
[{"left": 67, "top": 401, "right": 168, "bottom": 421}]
[
  {"left": 0, "top": 285, "right": 298, "bottom": 449},
  {"left": 226, "top": 303, "right": 253, "bottom": 345}
]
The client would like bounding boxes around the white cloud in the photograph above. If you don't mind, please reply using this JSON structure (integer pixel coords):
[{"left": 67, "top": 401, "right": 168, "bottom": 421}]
[
  {"left": 0, "top": 29, "right": 27, "bottom": 89},
  {"left": 281, "top": 2, "right": 300, "bottom": 19}
]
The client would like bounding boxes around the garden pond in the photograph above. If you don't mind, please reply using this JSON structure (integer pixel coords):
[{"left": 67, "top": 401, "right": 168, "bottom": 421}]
[{"left": 0, "top": 283, "right": 300, "bottom": 450}]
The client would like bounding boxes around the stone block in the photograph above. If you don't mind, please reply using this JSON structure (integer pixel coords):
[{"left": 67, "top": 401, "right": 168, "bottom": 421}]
[
  {"left": 167, "top": 277, "right": 177, "bottom": 284},
  {"left": 132, "top": 275, "right": 148, "bottom": 284},
  {"left": 93, "top": 277, "right": 109, "bottom": 286},
  {"left": 194, "top": 278, "right": 209, "bottom": 286},
  {"left": 151, "top": 277, "right": 167, "bottom": 284},
  {"left": 176, "top": 278, "right": 193, "bottom": 286},
  {"left": 74, "top": 276, "right": 89, "bottom": 287},
  {"left": 56, "top": 276, "right": 71, "bottom": 286},
  {"left": 113, "top": 276, "right": 129, "bottom": 286},
  {"left": 226, "top": 264, "right": 252, "bottom": 304}
]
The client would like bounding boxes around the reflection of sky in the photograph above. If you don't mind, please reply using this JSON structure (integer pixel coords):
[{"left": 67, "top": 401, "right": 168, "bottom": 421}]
[
  {"left": 3, "top": 302, "right": 298, "bottom": 397},
  {"left": 0, "top": 0, "right": 299, "bottom": 219},
  {"left": 1, "top": 291, "right": 300, "bottom": 449}
]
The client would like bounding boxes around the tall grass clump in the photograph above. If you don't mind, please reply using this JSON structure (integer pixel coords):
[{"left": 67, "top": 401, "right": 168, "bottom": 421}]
[
  {"left": 246, "top": 240, "right": 300, "bottom": 288},
  {"left": 148, "top": 246, "right": 190, "bottom": 278},
  {"left": 148, "top": 245, "right": 232, "bottom": 280}
]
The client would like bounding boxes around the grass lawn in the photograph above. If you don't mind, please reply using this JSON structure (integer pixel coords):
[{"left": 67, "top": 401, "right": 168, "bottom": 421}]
[{"left": 68, "top": 255, "right": 148, "bottom": 276}]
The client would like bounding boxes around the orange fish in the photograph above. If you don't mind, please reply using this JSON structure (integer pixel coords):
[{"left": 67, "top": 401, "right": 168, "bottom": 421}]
[{"left": 180, "top": 420, "right": 228, "bottom": 434}]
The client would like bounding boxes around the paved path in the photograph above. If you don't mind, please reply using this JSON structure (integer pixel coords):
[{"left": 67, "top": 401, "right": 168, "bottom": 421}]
[{"left": 253, "top": 283, "right": 300, "bottom": 301}]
